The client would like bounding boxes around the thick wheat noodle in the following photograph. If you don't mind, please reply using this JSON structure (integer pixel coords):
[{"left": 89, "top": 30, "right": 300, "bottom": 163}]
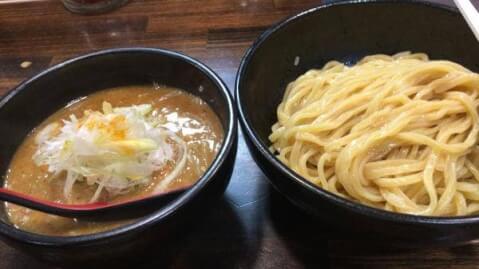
[{"left": 269, "top": 52, "right": 479, "bottom": 216}]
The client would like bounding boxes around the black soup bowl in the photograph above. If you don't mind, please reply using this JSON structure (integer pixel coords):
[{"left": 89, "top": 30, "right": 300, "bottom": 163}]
[
  {"left": 0, "top": 48, "right": 237, "bottom": 265},
  {"left": 236, "top": 0, "right": 479, "bottom": 246}
]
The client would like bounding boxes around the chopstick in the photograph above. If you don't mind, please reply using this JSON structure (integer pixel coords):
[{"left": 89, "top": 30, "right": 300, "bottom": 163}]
[{"left": 454, "top": 0, "right": 479, "bottom": 42}]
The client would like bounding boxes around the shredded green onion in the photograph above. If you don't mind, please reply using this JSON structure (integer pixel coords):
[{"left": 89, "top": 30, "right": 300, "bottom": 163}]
[{"left": 33, "top": 102, "right": 187, "bottom": 202}]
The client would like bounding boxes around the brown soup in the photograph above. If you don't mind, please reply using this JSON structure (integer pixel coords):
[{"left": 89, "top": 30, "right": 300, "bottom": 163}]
[{"left": 4, "top": 86, "right": 224, "bottom": 236}]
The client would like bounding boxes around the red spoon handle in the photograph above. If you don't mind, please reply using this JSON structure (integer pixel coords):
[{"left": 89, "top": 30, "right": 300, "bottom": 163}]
[{"left": 0, "top": 187, "right": 187, "bottom": 218}]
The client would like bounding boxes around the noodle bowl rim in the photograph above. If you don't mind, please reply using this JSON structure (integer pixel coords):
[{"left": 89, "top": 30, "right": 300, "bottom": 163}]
[{"left": 235, "top": 0, "right": 479, "bottom": 224}]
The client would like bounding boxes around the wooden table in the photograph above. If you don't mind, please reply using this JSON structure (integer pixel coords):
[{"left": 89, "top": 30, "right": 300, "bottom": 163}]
[{"left": 1, "top": 0, "right": 477, "bottom": 268}]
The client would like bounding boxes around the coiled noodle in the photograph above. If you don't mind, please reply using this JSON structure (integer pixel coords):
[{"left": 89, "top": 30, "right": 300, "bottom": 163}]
[{"left": 269, "top": 52, "right": 479, "bottom": 216}]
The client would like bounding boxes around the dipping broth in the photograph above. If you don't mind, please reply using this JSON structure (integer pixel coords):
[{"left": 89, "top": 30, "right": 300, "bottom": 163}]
[{"left": 4, "top": 86, "right": 224, "bottom": 236}]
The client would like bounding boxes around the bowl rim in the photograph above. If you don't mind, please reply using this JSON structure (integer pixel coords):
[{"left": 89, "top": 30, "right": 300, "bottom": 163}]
[
  {"left": 235, "top": 0, "right": 479, "bottom": 224},
  {"left": 0, "top": 47, "right": 237, "bottom": 246}
]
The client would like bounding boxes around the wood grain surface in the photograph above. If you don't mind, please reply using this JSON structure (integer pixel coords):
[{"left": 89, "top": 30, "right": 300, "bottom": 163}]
[{"left": 0, "top": 0, "right": 476, "bottom": 268}]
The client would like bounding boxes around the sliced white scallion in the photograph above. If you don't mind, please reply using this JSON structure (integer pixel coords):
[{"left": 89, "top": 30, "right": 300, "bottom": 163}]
[{"left": 33, "top": 102, "right": 187, "bottom": 202}]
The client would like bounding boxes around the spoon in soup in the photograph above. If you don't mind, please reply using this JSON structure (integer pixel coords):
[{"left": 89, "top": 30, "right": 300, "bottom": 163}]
[
  {"left": 0, "top": 185, "right": 190, "bottom": 218},
  {"left": 1, "top": 101, "right": 197, "bottom": 218}
]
